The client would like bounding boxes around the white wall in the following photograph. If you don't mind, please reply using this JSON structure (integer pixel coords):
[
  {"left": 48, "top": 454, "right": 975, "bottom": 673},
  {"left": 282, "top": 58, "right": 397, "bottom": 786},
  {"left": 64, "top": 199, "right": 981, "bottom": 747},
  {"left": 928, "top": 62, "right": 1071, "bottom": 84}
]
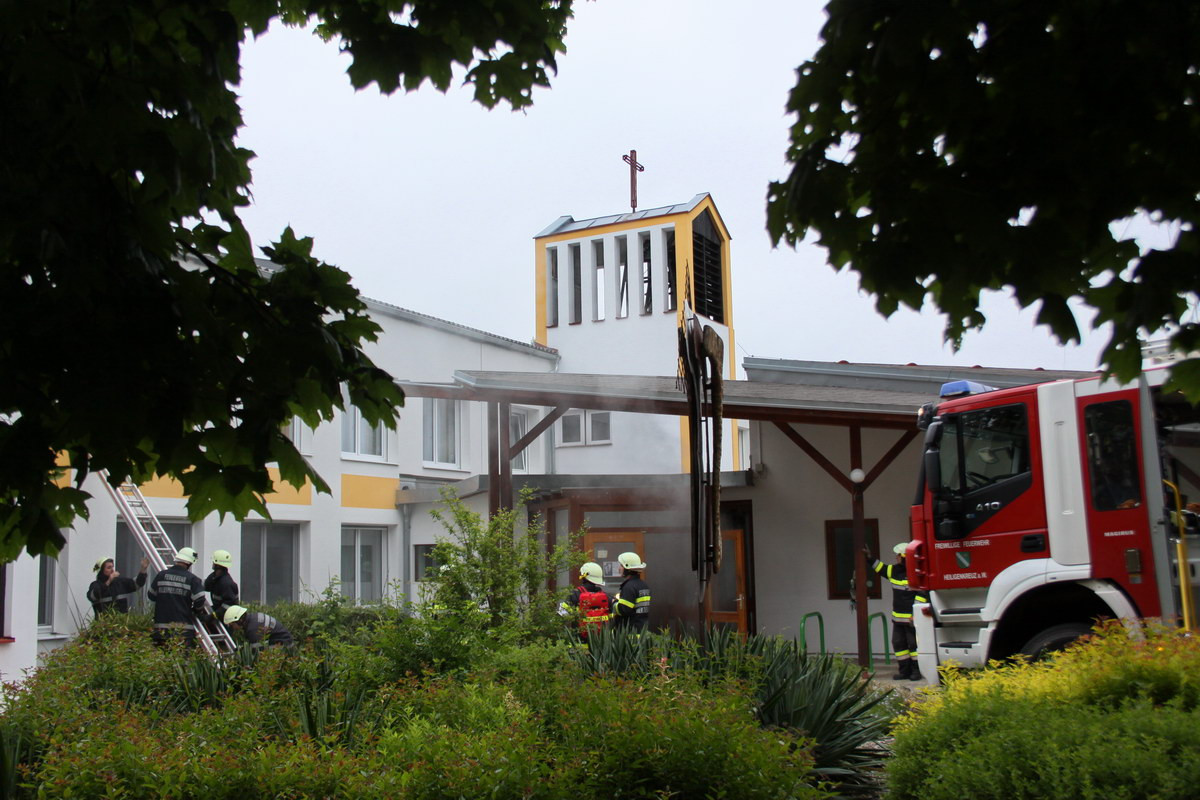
[{"left": 743, "top": 421, "right": 924, "bottom": 655}]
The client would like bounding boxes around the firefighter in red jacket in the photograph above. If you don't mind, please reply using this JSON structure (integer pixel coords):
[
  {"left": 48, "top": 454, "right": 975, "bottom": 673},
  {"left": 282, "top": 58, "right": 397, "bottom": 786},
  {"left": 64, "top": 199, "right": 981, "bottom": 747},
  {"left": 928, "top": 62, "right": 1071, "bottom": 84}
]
[
  {"left": 558, "top": 562, "right": 611, "bottom": 644},
  {"left": 868, "top": 541, "right": 926, "bottom": 681}
]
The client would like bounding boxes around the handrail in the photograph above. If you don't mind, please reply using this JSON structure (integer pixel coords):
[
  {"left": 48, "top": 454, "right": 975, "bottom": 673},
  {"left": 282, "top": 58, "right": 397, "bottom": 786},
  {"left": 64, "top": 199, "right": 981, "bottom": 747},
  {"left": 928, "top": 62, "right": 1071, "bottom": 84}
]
[
  {"left": 1164, "top": 480, "right": 1197, "bottom": 632},
  {"left": 798, "top": 611, "right": 825, "bottom": 655},
  {"left": 866, "top": 611, "right": 891, "bottom": 668}
]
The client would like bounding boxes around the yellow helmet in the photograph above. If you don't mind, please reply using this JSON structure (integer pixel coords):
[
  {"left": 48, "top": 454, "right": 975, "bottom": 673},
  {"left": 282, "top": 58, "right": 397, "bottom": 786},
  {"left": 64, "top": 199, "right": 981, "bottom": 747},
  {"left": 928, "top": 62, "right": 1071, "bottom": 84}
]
[
  {"left": 893, "top": 542, "right": 908, "bottom": 556},
  {"left": 223, "top": 605, "right": 248, "bottom": 625},
  {"left": 579, "top": 562, "right": 605, "bottom": 586},
  {"left": 175, "top": 547, "right": 199, "bottom": 565},
  {"left": 211, "top": 549, "right": 233, "bottom": 568},
  {"left": 618, "top": 552, "right": 646, "bottom": 571}
]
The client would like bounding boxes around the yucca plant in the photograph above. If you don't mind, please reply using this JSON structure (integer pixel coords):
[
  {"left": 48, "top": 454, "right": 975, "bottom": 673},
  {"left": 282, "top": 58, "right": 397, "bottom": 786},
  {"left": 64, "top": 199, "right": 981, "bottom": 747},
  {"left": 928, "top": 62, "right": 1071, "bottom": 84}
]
[
  {"left": 566, "top": 626, "right": 664, "bottom": 676},
  {"left": 0, "top": 724, "right": 25, "bottom": 800}
]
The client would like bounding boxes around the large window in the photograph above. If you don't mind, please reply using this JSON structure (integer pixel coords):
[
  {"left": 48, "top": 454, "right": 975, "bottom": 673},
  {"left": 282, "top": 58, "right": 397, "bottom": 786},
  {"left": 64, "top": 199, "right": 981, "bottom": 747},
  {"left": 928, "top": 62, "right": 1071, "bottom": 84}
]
[
  {"left": 824, "top": 520, "right": 881, "bottom": 600},
  {"left": 341, "top": 527, "right": 384, "bottom": 603},
  {"left": 936, "top": 404, "right": 1030, "bottom": 495},
  {"left": 116, "top": 520, "right": 191, "bottom": 611},
  {"left": 546, "top": 247, "right": 559, "bottom": 327},
  {"left": 423, "top": 398, "right": 461, "bottom": 468},
  {"left": 341, "top": 406, "right": 385, "bottom": 459},
  {"left": 241, "top": 522, "right": 298, "bottom": 604},
  {"left": 1084, "top": 400, "right": 1143, "bottom": 511},
  {"left": 692, "top": 209, "right": 724, "bottom": 323},
  {"left": 37, "top": 554, "right": 56, "bottom": 631}
]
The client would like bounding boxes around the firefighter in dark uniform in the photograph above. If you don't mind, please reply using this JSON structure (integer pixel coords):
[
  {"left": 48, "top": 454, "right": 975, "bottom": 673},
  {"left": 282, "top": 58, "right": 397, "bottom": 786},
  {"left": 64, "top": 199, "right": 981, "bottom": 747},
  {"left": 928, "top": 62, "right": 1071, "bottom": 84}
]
[
  {"left": 203, "top": 549, "right": 240, "bottom": 622},
  {"left": 611, "top": 552, "right": 651, "bottom": 633},
  {"left": 868, "top": 541, "right": 926, "bottom": 681},
  {"left": 86, "top": 556, "right": 149, "bottom": 617},
  {"left": 148, "top": 547, "right": 206, "bottom": 646},
  {"left": 223, "top": 605, "right": 294, "bottom": 648},
  {"left": 558, "top": 562, "right": 611, "bottom": 644}
]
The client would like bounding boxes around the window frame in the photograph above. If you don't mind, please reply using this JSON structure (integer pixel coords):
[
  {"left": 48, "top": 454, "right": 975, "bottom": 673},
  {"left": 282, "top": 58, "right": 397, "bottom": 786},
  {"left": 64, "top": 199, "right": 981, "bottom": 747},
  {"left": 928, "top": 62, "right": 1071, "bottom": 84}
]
[
  {"left": 423, "top": 397, "right": 463, "bottom": 469},
  {"left": 240, "top": 522, "right": 299, "bottom": 605},
  {"left": 341, "top": 405, "right": 387, "bottom": 461},
  {"left": 824, "top": 519, "right": 882, "bottom": 601},
  {"left": 558, "top": 410, "right": 611, "bottom": 447},
  {"left": 341, "top": 526, "right": 386, "bottom": 604},
  {"left": 413, "top": 544, "right": 442, "bottom": 581}
]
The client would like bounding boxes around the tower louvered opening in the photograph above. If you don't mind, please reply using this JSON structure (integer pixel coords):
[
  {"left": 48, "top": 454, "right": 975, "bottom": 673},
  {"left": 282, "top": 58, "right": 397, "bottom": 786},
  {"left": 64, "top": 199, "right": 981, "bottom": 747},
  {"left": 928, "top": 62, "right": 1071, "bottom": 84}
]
[{"left": 692, "top": 209, "right": 724, "bottom": 323}]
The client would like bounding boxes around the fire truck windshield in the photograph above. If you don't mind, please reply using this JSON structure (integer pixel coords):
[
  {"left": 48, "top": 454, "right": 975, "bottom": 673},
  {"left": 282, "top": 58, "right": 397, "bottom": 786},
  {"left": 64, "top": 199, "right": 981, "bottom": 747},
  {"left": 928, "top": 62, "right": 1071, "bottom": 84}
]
[{"left": 935, "top": 404, "right": 1030, "bottom": 496}]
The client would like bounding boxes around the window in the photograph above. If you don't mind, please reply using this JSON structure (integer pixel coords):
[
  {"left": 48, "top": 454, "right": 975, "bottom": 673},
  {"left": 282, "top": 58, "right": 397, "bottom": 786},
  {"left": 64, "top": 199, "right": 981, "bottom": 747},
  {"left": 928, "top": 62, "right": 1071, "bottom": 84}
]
[
  {"left": 738, "top": 425, "right": 750, "bottom": 470},
  {"left": 559, "top": 410, "right": 610, "bottom": 446},
  {"left": 936, "top": 404, "right": 1030, "bottom": 495},
  {"left": 692, "top": 209, "right": 724, "bottom": 323},
  {"left": 546, "top": 247, "right": 559, "bottom": 327},
  {"left": 341, "top": 526, "right": 384, "bottom": 603},
  {"left": 37, "top": 554, "right": 56, "bottom": 630},
  {"left": 241, "top": 522, "right": 298, "bottom": 604},
  {"left": 414, "top": 544, "right": 442, "bottom": 581},
  {"left": 423, "top": 398, "right": 461, "bottom": 468},
  {"left": 616, "top": 236, "right": 630, "bottom": 319},
  {"left": 1084, "top": 400, "right": 1143, "bottom": 511},
  {"left": 591, "top": 240, "right": 606, "bottom": 321},
  {"left": 664, "top": 229, "right": 677, "bottom": 312},
  {"left": 569, "top": 244, "right": 582, "bottom": 325},
  {"left": 639, "top": 232, "right": 653, "bottom": 315},
  {"left": 0, "top": 564, "right": 9, "bottom": 639},
  {"left": 283, "top": 416, "right": 313, "bottom": 456},
  {"left": 117, "top": 520, "right": 191, "bottom": 611},
  {"left": 510, "top": 408, "right": 529, "bottom": 472},
  {"left": 824, "top": 520, "right": 881, "bottom": 600},
  {"left": 341, "top": 406, "right": 385, "bottom": 459}
]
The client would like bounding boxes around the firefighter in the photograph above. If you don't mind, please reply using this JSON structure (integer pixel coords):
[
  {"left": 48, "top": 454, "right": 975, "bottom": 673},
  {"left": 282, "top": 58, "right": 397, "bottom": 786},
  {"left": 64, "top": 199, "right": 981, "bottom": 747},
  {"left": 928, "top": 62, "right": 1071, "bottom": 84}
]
[
  {"left": 611, "top": 552, "right": 651, "bottom": 632},
  {"left": 223, "top": 605, "right": 294, "bottom": 648},
  {"left": 86, "top": 556, "right": 149, "bottom": 617},
  {"left": 867, "top": 542, "right": 926, "bottom": 681},
  {"left": 148, "top": 547, "right": 206, "bottom": 646},
  {"left": 558, "top": 561, "right": 611, "bottom": 643},
  {"left": 203, "top": 549, "right": 240, "bottom": 622}
]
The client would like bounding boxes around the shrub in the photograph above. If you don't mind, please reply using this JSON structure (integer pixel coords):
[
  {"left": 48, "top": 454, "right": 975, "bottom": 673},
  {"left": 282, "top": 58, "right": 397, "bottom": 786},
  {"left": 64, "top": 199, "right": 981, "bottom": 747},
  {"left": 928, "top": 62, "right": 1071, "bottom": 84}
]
[{"left": 888, "top": 622, "right": 1200, "bottom": 800}]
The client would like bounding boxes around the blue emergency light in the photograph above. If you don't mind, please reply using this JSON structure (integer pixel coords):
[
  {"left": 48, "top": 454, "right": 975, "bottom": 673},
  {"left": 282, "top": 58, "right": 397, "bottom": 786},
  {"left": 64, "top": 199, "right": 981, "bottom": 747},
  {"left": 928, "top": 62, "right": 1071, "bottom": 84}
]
[{"left": 940, "top": 380, "right": 997, "bottom": 398}]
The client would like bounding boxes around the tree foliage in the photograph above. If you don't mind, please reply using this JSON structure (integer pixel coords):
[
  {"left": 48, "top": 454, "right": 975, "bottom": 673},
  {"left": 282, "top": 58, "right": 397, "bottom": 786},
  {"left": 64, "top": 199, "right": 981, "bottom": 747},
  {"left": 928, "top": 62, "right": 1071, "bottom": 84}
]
[
  {"left": 768, "top": 0, "right": 1200, "bottom": 394},
  {"left": 0, "top": 0, "right": 573, "bottom": 559}
]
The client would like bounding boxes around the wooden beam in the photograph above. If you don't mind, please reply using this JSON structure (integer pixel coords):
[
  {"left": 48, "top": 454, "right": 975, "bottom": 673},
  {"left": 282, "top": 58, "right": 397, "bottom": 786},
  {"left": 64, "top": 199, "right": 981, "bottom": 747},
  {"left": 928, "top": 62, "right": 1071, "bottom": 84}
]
[
  {"left": 487, "top": 401, "right": 500, "bottom": 516},
  {"left": 773, "top": 421, "right": 855, "bottom": 493},
  {"left": 862, "top": 429, "right": 921, "bottom": 490},
  {"left": 511, "top": 405, "right": 569, "bottom": 456}
]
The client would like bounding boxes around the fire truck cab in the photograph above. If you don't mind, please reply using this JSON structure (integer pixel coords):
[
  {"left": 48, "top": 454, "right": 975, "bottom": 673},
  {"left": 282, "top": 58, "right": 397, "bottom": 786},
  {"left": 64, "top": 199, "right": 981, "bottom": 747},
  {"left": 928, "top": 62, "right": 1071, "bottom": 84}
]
[{"left": 910, "top": 368, "right": 1200, "bottom": 680}]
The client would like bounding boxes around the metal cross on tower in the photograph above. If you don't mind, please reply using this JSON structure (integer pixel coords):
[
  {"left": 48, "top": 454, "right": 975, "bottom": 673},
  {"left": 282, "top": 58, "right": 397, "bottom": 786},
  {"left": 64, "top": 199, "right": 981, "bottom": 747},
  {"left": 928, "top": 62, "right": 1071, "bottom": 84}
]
[{"left": 623, "top": 149, "right": 645, "bottom": 212}]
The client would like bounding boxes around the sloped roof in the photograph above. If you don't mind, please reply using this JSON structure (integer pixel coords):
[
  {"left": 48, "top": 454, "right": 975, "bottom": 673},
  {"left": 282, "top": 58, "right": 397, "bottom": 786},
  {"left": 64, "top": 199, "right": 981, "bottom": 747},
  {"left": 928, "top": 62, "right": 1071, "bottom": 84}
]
[{"left": 535, "top": 193, "right": 713, "bottom": 238}]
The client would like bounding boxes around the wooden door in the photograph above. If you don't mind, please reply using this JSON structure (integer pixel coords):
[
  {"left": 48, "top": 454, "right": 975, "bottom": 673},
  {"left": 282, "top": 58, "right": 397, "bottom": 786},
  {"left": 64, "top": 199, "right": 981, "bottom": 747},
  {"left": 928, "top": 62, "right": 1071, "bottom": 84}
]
[{"left": 706, "top": 529, "right": 747, "bottom": 633}]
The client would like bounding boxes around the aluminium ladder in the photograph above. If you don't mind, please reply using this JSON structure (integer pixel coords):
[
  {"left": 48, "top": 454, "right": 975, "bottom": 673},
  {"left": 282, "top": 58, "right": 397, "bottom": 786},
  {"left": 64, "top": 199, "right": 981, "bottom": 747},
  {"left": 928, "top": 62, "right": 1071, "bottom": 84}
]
[{"left": 99, "top": 472, "right": 237, "bottom": 657}]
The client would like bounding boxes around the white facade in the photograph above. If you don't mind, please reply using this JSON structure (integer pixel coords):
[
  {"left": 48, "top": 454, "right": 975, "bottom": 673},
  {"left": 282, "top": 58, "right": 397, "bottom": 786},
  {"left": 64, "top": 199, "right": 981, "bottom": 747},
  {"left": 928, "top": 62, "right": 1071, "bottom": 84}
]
[{"left": 0, "top": 301, "right": 558, "bottom": 682}]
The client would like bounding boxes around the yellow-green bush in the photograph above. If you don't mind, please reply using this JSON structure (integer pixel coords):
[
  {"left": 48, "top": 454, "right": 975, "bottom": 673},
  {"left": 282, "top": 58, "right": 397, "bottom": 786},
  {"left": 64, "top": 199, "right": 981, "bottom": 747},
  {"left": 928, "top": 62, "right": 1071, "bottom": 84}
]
[{"left": 888, "top": 622, "right": 1200, "bottom": 800}]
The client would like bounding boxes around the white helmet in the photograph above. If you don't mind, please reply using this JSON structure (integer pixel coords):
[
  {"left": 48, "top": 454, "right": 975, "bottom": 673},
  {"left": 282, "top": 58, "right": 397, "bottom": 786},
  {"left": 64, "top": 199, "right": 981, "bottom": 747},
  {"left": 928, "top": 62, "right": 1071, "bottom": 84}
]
[
  {"left": 175, "top": 547, "right": 199, "bottom": 565},
  {"left": 618, "top": 552, "right": 646, "bottom": 571},
  {"left": 579, "top": 562, "right": 605, "bottom": 586},
  {"left": 893, "top": 542, "right": 909, "bottom": 556},
  {"left": 211, "top": 549, "right": 233, "bottom": 568},
  {"left": 223, "top": 605, "right": 248, "bottom": 625},
  {"left": 94, "top": 557, "right": 114, "bottom": 572}
]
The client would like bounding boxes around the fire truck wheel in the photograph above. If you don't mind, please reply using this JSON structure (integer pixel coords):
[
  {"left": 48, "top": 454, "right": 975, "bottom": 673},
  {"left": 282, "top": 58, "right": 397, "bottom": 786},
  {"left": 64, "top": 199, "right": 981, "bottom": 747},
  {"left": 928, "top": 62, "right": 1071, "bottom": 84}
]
[{"left": 1018, "top": 622, "right": 1092, "bottom": 660}]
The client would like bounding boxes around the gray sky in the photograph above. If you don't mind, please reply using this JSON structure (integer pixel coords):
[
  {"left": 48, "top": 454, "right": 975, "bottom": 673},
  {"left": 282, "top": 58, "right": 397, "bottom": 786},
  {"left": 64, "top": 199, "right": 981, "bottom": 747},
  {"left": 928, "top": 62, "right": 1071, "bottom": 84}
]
[{"left": 236, "top": 0, "right": 1110, "bottom": 372}]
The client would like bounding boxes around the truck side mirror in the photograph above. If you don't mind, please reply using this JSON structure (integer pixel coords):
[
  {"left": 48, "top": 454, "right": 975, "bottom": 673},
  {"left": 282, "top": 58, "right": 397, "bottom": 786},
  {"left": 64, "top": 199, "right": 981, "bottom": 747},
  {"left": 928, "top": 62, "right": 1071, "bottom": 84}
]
[{"left": 923, "top": 420, "right": 943, "bottom": 494}]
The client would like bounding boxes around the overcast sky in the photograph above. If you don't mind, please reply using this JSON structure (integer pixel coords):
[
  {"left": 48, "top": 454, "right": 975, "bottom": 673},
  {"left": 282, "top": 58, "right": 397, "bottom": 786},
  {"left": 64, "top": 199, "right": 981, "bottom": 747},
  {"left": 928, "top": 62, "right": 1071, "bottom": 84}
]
[{"left": 235, "top": 0, "right": 1112, "bottom": 373}]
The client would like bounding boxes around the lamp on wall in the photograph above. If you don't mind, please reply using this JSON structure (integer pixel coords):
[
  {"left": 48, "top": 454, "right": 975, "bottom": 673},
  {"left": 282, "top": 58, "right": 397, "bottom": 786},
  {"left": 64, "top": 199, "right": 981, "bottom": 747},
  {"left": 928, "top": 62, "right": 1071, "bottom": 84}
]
[{"left": 849, "top": 468, "right": 866, "bottom": 484}]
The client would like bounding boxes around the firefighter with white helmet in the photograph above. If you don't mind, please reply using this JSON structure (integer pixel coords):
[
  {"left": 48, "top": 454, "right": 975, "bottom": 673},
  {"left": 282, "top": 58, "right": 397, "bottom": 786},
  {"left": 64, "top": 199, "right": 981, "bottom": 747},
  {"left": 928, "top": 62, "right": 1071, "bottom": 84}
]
[
  {"left": 558, "top": 561, "right": 611, "bottom": 643},
  {"left": 223, "top": 605, "right": 294, "bottom": 648},
  {"left": 147, "top": 547, "right": 206, "bottom": 646},
  {"left": 866, "top": 541, "right": 926, "bottom": 681},
  {"left": 204, "top": 548, "right": 240, "bottom": 622},
  {"left": 611, "top": 552, "right": 651, "bottom": 632}
]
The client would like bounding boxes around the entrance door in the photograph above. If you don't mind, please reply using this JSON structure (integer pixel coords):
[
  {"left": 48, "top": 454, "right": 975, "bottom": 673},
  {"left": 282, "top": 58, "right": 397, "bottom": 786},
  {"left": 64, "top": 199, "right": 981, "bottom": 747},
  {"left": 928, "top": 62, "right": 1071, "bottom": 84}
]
[
  {"left": 707, "top": 529, "right": 747, "bottom": 633},
  {"left": 582, "top": 531, "right": 645, "bottom": 584}
]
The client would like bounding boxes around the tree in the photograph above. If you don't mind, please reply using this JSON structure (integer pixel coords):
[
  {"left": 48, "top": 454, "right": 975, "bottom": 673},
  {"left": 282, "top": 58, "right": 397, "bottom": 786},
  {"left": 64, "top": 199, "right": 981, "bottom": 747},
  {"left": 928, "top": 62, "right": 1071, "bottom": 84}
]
[
  {"left": 0, "top": 0, "right": 574, "bottom": 559},
  {"left": 767, "top": 1, "right": 1200, "bottom": 395}
]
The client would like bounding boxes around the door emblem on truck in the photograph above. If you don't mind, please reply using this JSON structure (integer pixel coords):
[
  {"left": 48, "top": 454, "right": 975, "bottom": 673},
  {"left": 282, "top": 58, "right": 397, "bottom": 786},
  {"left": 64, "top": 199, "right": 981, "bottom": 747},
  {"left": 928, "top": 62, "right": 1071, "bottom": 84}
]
[
  {"left": 956, "top": 551, "right": 972, "bottom": 568},
  {"left": 975, "top": 501, "right": 1001, "bottom": 512}
]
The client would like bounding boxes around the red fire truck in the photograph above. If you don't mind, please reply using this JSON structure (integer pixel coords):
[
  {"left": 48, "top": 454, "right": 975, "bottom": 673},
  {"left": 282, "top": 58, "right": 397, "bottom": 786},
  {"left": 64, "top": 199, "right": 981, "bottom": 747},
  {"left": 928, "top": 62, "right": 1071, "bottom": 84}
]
[{"left": 909, "top": 368, "right": 1199, "bottom": 680}]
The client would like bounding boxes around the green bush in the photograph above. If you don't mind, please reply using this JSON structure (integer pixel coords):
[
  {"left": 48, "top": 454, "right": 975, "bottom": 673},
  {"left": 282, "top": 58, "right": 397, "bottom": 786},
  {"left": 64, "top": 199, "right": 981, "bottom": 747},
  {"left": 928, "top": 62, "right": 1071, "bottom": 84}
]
[{"left": 888, "top": 622, "right": 1200, "bottom": 800}]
